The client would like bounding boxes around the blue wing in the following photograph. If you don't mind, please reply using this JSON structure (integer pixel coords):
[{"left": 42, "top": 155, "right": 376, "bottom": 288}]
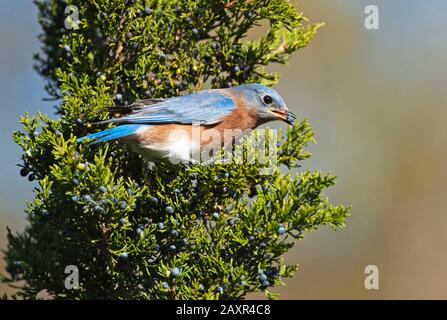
[{"left": 99, "top": 90, "right": 236, "bottom": 125}]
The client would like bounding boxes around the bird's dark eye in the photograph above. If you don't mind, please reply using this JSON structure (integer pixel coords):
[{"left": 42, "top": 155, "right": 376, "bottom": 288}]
[{"left": 263, "top": 95, "right": 273, "bottom": 104}]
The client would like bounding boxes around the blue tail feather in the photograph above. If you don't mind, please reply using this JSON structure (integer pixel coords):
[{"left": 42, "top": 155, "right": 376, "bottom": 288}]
[{"left": 77, "top": 124, "right": 142, "bottom": 145}]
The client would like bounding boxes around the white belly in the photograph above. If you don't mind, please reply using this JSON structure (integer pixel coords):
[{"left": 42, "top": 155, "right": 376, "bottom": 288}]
[{"left": 129, "top": 139, "right": 200, "bottom": 164}]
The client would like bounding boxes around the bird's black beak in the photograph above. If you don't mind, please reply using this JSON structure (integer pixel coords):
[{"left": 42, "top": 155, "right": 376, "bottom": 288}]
[
  {"left": 284, "top": 110, "right": 297, "bottom": 125},
  {"left": 269, "top": 108, "right": 297, "bottom": 125}
]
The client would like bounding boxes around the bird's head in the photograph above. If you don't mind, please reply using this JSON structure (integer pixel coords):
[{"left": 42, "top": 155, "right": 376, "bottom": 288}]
[{"left": 231, "top": 83, "right": 296, "bottom": 125}]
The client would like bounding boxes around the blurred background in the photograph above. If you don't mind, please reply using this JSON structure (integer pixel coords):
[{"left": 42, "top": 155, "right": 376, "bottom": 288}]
[{"left": 1, "top": 0, "right": 446, "bottom": 299}]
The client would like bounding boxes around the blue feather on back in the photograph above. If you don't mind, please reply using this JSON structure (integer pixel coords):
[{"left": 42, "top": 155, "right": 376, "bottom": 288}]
[{"left": 97, "top": 90, "right": 236, "bottom": 125}]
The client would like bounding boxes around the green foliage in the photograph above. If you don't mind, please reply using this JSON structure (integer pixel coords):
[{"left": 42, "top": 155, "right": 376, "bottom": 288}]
[{"left": 2, "top": 0, "right": 349, "bottom": 299}]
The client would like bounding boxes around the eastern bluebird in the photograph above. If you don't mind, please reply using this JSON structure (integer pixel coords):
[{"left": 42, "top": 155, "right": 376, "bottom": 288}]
[{"left": 77, "top": 83, "right": 296, "bottom": 162}]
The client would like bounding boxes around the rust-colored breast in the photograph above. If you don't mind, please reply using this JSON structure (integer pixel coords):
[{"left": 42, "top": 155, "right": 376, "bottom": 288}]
[
  {"left": 218, "top": 95, "right": 258, "bottom": 129},
  {"left": 134, "top": 124, "right": 194, "bottom": 146},
  {"left": 201, "top": 94, "right": 259, "bottom": 148}
]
